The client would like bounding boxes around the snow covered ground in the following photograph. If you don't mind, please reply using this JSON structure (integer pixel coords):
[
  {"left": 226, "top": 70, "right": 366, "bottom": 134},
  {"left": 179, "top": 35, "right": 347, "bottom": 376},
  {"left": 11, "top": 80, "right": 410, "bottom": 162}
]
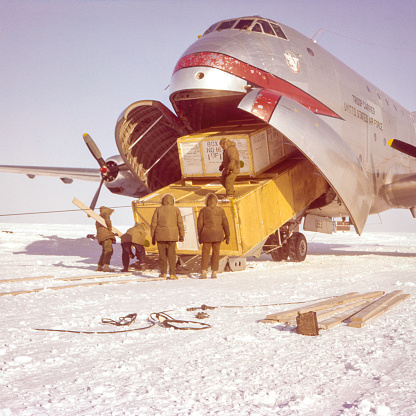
[{"left": 0, "top": 222, "right": 415, "bottom": 416}]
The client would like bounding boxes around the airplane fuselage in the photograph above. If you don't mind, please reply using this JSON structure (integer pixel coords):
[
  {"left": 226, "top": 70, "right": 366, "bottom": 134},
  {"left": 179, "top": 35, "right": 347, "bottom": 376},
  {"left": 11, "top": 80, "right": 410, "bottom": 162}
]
[{"left": 168, "top": 17, "right": 416, "bottom": 222}]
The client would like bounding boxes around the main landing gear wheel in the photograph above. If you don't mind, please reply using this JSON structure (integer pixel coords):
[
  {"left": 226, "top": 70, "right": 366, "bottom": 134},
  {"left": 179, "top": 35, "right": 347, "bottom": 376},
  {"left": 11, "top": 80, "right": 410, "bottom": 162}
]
[
  {"left": 288, "top": 232, "right": 307, "bottom": 262},
  {"left": 265, "top": 232, "right": 289, "bottom": 262}
]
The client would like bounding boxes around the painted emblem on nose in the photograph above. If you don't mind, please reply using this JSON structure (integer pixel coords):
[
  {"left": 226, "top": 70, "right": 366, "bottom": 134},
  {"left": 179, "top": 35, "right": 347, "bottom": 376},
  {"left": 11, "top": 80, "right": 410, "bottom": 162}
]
[{"left": 284, "top": 50, "right": 300, "bottom": 73}]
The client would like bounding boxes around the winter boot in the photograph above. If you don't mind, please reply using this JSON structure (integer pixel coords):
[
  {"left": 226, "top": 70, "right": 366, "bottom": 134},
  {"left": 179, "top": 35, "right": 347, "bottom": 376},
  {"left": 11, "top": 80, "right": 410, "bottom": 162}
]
[
  {"left": 168, "top": 275, "right": 178, "bottom": 280},
  {"left": 211, "top": 271, "right": 217, "bottom": 279},
  {"left": 159, "top": 273, "right": 167, "bottom": 279},
  {"left": 96, "top": 265, "right": 103, "bottom": 272},
  {"left": 103, "top": 264, "right": 114, "bottom": 273},
  {"left": 200, "top": 270, "right": 207, "bottom": 279}
]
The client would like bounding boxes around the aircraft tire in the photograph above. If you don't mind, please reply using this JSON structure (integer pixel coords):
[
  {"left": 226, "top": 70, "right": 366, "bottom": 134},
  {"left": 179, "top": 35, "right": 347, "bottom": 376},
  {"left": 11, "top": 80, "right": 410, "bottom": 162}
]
[
  {"left": 271, "top": 245, "right": 289, "bottom": 262},
  {"left": 265, "top": 231, "right": 289, "bottom": 262},
  {"left": 288, "top": 232, "right": 307, "bottom": 262}
]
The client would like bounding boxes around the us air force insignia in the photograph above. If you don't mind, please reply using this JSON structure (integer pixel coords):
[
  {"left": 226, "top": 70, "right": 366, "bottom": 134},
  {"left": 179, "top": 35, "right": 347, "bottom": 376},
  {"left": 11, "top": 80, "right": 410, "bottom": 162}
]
[{"left": 284, "top": 50, "right": 300, "bottom": 73}]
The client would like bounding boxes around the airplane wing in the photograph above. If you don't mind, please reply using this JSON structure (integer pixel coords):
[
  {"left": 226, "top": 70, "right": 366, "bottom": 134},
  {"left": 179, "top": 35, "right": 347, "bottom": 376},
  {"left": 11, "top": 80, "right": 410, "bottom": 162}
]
[
  {"left": 238, "top": 88, "right": 373, "bottom": 235},
  {"left": 0, "top": 165, "right": 101, "bottom": 184}
]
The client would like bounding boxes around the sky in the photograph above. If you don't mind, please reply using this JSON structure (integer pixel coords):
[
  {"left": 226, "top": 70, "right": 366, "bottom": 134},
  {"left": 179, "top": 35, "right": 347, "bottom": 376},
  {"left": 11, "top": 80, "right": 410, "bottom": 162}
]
[{"left": 1, "top": 0, "right": 416, "bottom": 231}]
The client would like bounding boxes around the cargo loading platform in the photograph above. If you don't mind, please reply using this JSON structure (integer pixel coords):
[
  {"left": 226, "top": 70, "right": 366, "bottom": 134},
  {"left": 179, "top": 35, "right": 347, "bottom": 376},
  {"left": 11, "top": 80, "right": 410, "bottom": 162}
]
[{"left": 132, "top": 156, "right": 328, "bottom": 261}]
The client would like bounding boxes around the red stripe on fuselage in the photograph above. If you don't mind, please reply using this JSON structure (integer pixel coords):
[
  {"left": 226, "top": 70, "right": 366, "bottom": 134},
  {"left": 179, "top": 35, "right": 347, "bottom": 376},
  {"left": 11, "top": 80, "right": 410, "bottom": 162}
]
[
  {"left": 250, "top": 90, "right": 281, "bottom": 123},
  {"left": 174, "top": 52, "right": 341, "bottom": 119}
]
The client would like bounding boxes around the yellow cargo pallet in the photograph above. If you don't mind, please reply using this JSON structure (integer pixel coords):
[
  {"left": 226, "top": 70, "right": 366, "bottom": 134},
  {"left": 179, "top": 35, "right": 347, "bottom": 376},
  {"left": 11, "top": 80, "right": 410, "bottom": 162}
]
[{"left": 132, "top": 156, "right": 328, "bottom": 257}]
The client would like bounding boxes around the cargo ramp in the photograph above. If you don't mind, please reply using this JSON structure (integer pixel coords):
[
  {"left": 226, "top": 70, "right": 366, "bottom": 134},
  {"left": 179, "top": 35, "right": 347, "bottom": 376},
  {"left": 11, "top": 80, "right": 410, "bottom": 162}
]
[{"left": 132, "top": 156, "right": 328, "bottom": 265}]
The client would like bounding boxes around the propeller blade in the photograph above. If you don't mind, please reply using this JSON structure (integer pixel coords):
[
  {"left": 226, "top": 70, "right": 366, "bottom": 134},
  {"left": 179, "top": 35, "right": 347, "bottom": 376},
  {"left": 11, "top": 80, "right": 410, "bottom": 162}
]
[
  {"left": 388, "top": 139, "right": 416, "bottom": 158},
  {"left": 90, "top": 177, "right": 104, "bottom": 210},
  {"left": 83, "top": 133, "right": 107, "bottom": 168}
]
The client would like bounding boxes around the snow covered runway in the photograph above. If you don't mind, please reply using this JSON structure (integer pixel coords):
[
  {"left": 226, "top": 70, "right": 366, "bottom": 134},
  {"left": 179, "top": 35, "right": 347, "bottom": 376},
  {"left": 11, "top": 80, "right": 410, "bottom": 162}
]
[{"left": 1, "top": 223, "right": 415, "bottom": 415}]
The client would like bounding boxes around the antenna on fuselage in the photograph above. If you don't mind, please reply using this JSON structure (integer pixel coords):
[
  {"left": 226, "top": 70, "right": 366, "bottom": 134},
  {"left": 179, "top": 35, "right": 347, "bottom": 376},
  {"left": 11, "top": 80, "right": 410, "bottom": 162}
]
[{"left": 311, "top": 28, "right": 324, "bottom": 43}]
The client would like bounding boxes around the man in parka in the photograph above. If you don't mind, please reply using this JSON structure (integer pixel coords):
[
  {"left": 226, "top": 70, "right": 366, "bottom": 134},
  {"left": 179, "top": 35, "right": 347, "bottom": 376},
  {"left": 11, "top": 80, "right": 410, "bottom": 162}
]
[
  {"left": 197, "top": 193, "right": 230, "bottom": 279},
  {"left": 150, "top": 193, "right": 185, "bottom": 280},
  {"left": 121, "top": 221, "right": 147, "bottom": 272},
  {"left": 219, "top": 138, "right": 240, "bottom": 198},
  {"left": 96, "top": 206, "right": 116, "bottom": 272}
]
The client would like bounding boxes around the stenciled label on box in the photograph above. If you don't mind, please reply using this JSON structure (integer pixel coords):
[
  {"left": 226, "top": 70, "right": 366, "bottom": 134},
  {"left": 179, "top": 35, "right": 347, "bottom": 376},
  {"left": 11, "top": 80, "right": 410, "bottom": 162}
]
[{"left": 180, "top": 141, "right": 203, "bottom": 175}]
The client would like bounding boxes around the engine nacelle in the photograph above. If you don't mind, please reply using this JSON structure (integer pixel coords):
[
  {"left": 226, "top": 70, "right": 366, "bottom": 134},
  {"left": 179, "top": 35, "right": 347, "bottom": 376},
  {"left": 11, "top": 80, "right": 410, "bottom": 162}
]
[{"left": 103, "top": 155, "right": 151, "bottom": 198}]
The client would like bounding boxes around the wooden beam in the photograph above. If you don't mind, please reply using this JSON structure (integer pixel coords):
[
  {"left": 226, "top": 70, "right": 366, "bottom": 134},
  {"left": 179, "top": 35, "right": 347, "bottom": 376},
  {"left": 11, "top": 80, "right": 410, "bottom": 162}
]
[
  {"left": 349, "top": 290, "right": 403, "bottom": 322},
  {"left": 72, "top": 197, "right": 123, "bottom": 237},
  {"left": 319, "top": 301, "right": 372, "bottom": 330},
  {"left": 0, "top": 276, "right": 54, "bottom": 283},
  {"left": 265, "top": 291, "right": 384, "bottom": 322},
  {"left": 0, "top": 277, "right": 167, "bottom": 296},
  {"left": 348, "top": 294, "right": 410, "bottom": 328},
  {"left": 284, "top": 299, "right": 372, "bottom": 326},
  {"left": 57, "top": 273, "right": 132, "bottom": 281}
]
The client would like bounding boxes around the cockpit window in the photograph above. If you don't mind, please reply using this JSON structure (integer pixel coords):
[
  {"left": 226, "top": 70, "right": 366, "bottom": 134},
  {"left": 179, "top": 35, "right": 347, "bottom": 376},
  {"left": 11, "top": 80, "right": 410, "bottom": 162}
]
[
  {"left": 203, "top": 23, "right": 218, "bottom": 36},
  {"left": 251, "top": 23, "right": 262, "bottom": 33},
  {"left": 234, "top": 19, "right": 254, "bottom": 30},
  {"left": 258, "top": 20, "right": 274, "bottom": 36},
  {"left": 203, "top": 17, "right": 288, "bottom": 40},
  {"left": 271, "top": 23, "right": 288, "bottom": 40},
  {"left": 216, "top": 20, "right": 237, "bottom": 31}
]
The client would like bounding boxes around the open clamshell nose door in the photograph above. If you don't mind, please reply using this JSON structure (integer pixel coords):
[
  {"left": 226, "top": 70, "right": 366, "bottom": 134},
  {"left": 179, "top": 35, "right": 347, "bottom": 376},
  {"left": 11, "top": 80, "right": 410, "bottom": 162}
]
[
  {"left": 238, "top": 89, "right": 372, "bottom": 235},
  {"left": 115, "top": 100, "right": 190, "bottom": 193}
]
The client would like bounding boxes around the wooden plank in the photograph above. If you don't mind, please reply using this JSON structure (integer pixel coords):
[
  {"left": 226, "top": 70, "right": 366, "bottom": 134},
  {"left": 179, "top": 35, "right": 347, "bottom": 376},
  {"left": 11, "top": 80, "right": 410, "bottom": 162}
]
[
  {"left": 57, "top": 273, "right": 133, "bottom": 281},
  {"left": 265, "top": 292, "right": 384, "bottom": 322},
  {"left": 319, "top": 301, "right": 373, "bottom": 330},
  {"left": 0, "top": 277, "right": 168, "bottom": 297},
  {"left": 0, "top": 276, "right": 54, "bottom": 283},
  {"left": 349, "top": 290, "right": 403, "bottom": 322},
  {"left": 348, "top": 294, "right": 410, "bottom": 328},
  {"left": 285, "top": 299, "right": 372, "bottom": 326},
  {"left": 72, "top": 197, "right": 123, "bottom": 237}
]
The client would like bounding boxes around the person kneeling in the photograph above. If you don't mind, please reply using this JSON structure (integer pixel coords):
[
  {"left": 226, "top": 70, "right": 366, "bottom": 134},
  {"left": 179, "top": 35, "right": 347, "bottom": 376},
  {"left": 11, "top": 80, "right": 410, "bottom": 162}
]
[{"left": 121, "top": 221, "right": 148, "bottom": 272}]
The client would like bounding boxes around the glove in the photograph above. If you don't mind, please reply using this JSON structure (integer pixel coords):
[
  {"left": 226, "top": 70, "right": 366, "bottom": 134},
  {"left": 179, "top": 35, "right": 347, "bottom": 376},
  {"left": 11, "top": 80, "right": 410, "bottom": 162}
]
[
  {"left": 225, "top": 237, "right": 230, "bottom": 244},
  {"left": 129, "top": 253, "right": 135, "bottom": 259},
  {"left": 152, "top": 238, "right": 156, "bottom": 245},
  {"left": 219, "top": 164, "right": 223, "bottom": 171},
  {"left": 179, "top": 237, "right": 184, "bottom": 242}
]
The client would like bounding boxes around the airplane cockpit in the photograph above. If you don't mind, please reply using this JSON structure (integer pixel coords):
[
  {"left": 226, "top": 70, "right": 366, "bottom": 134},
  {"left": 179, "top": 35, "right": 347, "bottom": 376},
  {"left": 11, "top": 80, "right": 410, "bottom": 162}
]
[{"left": 202, "top": 17, "right": 288, "bottom": 40}]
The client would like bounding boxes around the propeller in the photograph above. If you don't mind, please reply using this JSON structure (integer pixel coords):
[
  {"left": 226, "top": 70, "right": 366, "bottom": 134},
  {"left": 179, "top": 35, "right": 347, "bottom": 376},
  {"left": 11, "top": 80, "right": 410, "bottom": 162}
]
[
  {"left": 388, "top": 138, "right": 416, "bottom": 159},
  {"left": 83, "top": 133, "right": 119, "bottom": 210}
]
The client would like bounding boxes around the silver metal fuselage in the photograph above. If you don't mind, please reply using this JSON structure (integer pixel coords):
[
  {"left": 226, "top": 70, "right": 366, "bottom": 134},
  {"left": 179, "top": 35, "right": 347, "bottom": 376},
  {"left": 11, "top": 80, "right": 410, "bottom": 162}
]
[{"left": 168, "top": 19, "right": 416, "bottom": 225}]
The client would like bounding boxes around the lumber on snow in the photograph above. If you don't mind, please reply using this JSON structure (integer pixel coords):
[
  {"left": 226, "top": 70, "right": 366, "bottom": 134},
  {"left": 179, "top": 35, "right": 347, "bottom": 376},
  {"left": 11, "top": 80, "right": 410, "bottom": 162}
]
[
  {"left": 0, "top": 277, "right": 167, "bottom": 296},
  {"left": 348, "top": 294, "right": 411, "bottom": 328},
  {"left": 319, "top": 300, "right": 373, "bottom": 330},
  {"left": 265, "top": 291, "right": 384, "bottom": 322},
  {"left": 284, "top": 298, "right": 372, "bottom": 326},
  {"left": 57, "top": 273, "right": 133, "bottom": 281},
  {"left": 72, "top": 197, "right": 123, "bottom": 237},
  {"left": 349, "top": 290, "right": 403, "bottom": 322},
  {"left": 0, "top": 276, "right": 54, "bottom": 283}
]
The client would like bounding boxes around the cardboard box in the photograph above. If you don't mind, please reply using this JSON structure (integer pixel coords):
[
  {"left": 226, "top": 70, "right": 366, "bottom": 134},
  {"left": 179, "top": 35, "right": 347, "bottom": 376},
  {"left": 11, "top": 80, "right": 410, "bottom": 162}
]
[{"left": 177, "top": 120, "right": 293, "bottom": 178}]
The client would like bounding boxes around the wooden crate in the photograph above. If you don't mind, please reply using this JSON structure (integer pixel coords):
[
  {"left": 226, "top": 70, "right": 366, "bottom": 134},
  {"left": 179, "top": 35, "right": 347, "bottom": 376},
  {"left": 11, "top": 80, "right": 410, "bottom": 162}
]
[{"left": 177, "top": 120, "right": 295, "bottom": 178}]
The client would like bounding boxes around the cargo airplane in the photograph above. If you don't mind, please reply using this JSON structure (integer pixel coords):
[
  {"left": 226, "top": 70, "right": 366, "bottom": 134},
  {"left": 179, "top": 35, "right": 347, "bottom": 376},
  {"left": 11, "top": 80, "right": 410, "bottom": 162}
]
[{"left": 2, "top": 16, "right": 416, "bottom": 262}]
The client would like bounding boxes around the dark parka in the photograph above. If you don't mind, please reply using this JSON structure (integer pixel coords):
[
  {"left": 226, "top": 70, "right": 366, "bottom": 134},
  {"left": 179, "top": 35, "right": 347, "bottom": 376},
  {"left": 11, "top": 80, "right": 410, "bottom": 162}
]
[
  {"left": 197, "top": 194, "right": 230, "bottom": 243},
  {"left": 121, "top": 222, "right": 147, "bottom": 245},
  {"left": 150, "top": 194, "right": 185, "bottom": 242},
  {"left": 96, "top": 207, "right": 116, "bottom": 244},
  {"left": 221, "top": 139, "right": 240, "bottom": 174}
]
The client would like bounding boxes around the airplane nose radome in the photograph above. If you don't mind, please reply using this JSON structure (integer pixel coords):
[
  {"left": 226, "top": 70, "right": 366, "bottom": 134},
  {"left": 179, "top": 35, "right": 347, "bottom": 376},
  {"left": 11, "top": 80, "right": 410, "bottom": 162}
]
[{"left": 169, "top": 66, "right": 249, "bottom": 98}]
